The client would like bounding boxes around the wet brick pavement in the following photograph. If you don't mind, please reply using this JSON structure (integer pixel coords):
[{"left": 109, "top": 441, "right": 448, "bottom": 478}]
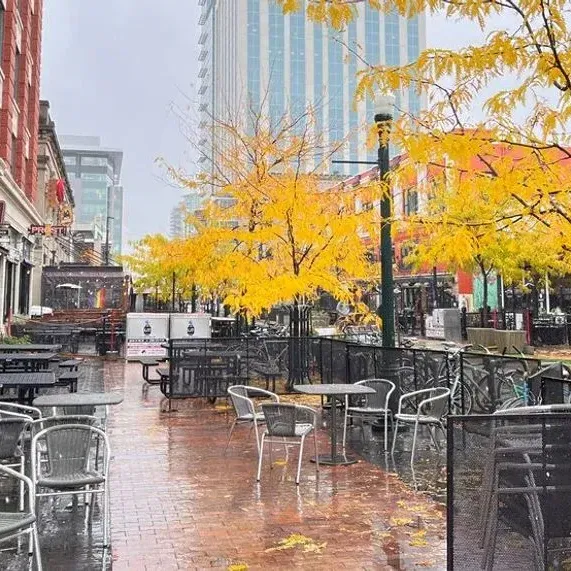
[{"left": 0, "top": 359, "right": 447, "bottom": 570}]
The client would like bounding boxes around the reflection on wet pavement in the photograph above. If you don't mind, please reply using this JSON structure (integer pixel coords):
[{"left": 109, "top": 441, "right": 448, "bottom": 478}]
[{"left": 0, "top": 361, "right": 447, "bottom": 569}]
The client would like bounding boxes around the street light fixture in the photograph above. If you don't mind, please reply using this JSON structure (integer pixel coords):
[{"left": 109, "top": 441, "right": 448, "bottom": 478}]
[{"left": 375, "top": 94, "right": 396, "bottom": 348}]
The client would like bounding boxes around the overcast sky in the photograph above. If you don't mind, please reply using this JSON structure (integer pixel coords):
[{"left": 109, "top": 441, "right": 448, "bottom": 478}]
[
  {"left": 41, "top": 0, "right": 202, "bottom": 248},
  {"left": 41, "top": 2, "right": 483, "bottom": 246}
]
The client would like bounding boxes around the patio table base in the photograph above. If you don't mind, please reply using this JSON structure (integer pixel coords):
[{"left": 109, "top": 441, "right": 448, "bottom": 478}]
[{"left": 311, "top": 454, "right": 358, "bottom": 466}]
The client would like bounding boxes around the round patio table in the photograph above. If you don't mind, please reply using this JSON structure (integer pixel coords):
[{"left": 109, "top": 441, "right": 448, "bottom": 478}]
[{"left": 293, "top": 383, "right": 375, "bottom": 466}]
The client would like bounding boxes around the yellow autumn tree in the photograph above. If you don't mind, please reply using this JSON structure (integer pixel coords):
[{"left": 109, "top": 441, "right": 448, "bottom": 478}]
[
  {"left": 172, "top": 106, "right": 381, "bottom": 325},
  {"left": 281, "top": 0, "right": 571, "bottom": 276}
]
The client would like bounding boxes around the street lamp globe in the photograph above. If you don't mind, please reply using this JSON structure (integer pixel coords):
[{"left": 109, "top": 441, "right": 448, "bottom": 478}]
[{"left": 374, "top": 93, "right": 396, "bottom": 122}]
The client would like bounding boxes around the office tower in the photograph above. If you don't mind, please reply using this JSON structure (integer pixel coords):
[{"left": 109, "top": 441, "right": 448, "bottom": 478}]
[
  {"left": 198, "top": 1, "right": 426, "bottom": 174},
  {"left": 169, "top": 191, "right": 203, "bottom": 238},
  {"left": 61, "top": 136, "right": 124, "bottom": 262}
]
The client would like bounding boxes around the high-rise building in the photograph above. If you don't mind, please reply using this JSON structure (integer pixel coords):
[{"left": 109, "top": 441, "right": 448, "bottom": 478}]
[
  {"left": 61, "top": 136, "right": 124, "bottom": 263},
  {"left": 198, "top": 1, "right": 426, "bottom": 174},
  {"left": 169, "top": 192, "right": 203, "bottom": 238}
]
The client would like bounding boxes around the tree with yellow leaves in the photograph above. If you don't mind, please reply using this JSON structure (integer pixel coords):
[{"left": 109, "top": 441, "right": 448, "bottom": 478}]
[
  {"left": 163, "top": 104, "right": 382, "bottom": 324},
  {"left": 281, "top": 0, "right": 571, "bottom": 280}
]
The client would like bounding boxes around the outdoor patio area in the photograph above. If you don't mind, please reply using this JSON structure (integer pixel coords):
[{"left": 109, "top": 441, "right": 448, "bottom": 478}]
[{"left": 0, "top": 358, "right": 446, "bottom": 570}]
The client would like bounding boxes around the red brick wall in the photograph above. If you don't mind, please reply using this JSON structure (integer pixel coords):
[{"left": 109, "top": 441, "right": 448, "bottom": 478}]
[{"left": 0, "top": 0, "right": 43, "bottom": 203}]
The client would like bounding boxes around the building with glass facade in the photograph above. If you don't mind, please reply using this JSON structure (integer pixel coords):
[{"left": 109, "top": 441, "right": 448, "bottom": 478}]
[
  {"left": 169, "top": 191, "right": 203, "bottom": 238},
  {"left": 61, "top": 136, "right": 124, "bottom": 263},
  {"left": 198, "top": 1, "right": 426, "bottom": 174}
]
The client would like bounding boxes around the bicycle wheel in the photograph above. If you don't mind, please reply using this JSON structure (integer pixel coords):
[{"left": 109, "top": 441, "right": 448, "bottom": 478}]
[{"left": 449, "top": 381, "right": 474, "bottom": 415}]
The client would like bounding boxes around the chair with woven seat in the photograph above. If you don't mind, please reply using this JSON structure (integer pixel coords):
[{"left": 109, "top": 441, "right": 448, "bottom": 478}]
[
  {"left": 31, "top": 424, "right": 111, "bottom": 547},
  {"left": 391, "top": 387, "right": 450, "bottom": 467},
  {"left": 226, "top": 386, "right": 279, "bottom": 456},
  {"left": 0, "top": 465, "right": 42, "bottom": 570},
  {"left": 342, "top": 379, "right": 395, "bottom": 451},
  {"left": 257, "top": 403, "right": 319, "bottom": 485}
]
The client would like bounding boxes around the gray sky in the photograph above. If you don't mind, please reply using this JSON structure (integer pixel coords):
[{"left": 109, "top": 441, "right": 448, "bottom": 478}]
[
  {"left": 41, "top": 2, "right": 484, "bottom": 246},
  {"left": 41, "top": 0, "right": 201, "bottom": 248}
]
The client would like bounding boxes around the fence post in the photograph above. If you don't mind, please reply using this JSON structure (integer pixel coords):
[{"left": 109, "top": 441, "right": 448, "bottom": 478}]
[{"left": 460, "top": 308, "right": 467, "bottom": 340}]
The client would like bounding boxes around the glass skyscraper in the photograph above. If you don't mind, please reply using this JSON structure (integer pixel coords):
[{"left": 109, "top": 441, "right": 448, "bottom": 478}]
[
  {"left": 61, "top": 136, "right": 124, "bottom": 262},
  {"left": 198, "top": 1, "right": 426, "bottom": 174}
]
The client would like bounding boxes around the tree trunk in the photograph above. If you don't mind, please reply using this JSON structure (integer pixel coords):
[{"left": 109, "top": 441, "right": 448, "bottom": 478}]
[
  {"left": 191, "top": 283, "right": 197, "bottom": 313},
  {"left": 479, "top": 261, "right": 489, "bottom": 327}
]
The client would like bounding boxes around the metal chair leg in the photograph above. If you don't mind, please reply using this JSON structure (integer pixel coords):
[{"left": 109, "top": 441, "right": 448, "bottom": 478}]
[
  {"left": 19, "top": 456, "right": 25, "bottom": 511},
  {"left": 391, "top": 419, "right": 399, "bottom": 454},
  {"left": 410, "top": 421, "right": 420, "bottom": 468},
  {"left": 253, "top": 419, "right": 261, "bottom": 457},
  {"left": 224, "top": 419, "right": 238, "bottom": 454},
  {"left": 32, "top": 522, "right": 42, "bottom": 571},
  {"left": 313, "top": 430, "right": 319, "bottom": 474},
  {"left": 256, "top": 433, "right": 266, "bottom": 482},
  {"left": 384, "top": 411, "right": 389, "bottom": 450},
  {"left": 296, "top": 435, "right": 306, "bottom": 485}
]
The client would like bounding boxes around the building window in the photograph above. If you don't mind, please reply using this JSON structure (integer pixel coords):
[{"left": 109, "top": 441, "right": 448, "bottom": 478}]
[
  {"left": 247, "top": 0, "right": 260, "bottom": 111},
  {"left": 13, "top": 49, "right": 21, "bottom": 100},
  {"left": 10, "top": 135, "right": 17, "bottom": 176},
  {"left": 405, "top": 189, "right": 418, "bottom": 215},
  {"left": 314, "top": 22, "right": 323, "bottom": 134},
  {"left": 63, "top": 156, "right": 77, "bottom": 166},
  {"left": 348, "top": 20, "right": 358, "bottom": 174},
  {"left": 407, "top": 16, "right": 421, "bottom": 117},
  {"left": 81, "top": 156, "right": 107, "bottom": 167},
  {"left": 268, "top": 1, "right": 285, "bottom": 126},
  {"left": 81, "top": 173, "right": 107, "bottom": 181},
  {"left": 328, "top": 30, "right": 344, "bottom": 157},
  {"left": 290, "top": 0, "right": 305, "bottom": 127}
]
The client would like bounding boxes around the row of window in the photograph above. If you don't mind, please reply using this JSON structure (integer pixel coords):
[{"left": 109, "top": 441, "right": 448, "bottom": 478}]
[{"left": 64, "top": 155, "right": 110, "bottom": 167}]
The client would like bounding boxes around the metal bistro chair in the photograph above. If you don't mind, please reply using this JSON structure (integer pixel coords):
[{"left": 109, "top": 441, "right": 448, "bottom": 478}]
[
  {"left": 0, "top": 412, "right": 32, "bottom": 511},
  {"left": 0, "top": 402, "right": 42, "bottom": 420},
  {"left": 0, "top": 465, "right": 42, "bottom": 570},
  {"left": 226, "top": 386, "right": 279, "bottom": 456},
  {"left": 257, "top": 403, "right": 319, "bottom": 485},
  {"left": 31, "top": 424, "right": 111, "bottom": 547},
  {"left": 391, "top": 387, "right": 450, "bottom": 467},
  {"left": 342, "top": 379, "right": 395, "bottom": 451}
]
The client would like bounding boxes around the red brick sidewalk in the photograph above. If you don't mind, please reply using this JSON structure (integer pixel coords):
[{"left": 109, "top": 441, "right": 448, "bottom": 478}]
[{"left": 105, "top": 361, "right": 446, "bottom": 570}]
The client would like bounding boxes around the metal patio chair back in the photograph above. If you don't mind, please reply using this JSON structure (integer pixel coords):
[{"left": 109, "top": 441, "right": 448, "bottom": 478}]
[
  {"left": 0, "top": 402, "right": 42, "bottom": 419},
  {"left": 391, "top": 387, "right": 450, "bottom": 468},
  {"left": 226, "top": 385, "right": 279, "bottom": 456},
  {"left": 343, "top": 379, "right": 395, "bottom": 450},
  {"left": 32, "top": 424, "right": 111, "bottom": 547},
  {"left": 257, "top": 403, "right": 319, "bottom": 485},
  {"left": 0, "top": 465, "right": 42, "bottom": 570}
]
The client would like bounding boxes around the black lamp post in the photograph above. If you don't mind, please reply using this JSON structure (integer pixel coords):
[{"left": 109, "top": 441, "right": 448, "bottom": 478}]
[{"left": 375, "top": 95, "right": 396, "bottom": 348}]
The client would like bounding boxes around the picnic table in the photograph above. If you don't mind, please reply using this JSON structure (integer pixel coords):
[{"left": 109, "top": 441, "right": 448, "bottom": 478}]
[
  {"left": 0, "top": 371, "right": 56, "bottom": 404},
  {"left": 0, "top": 344, "right": 62, "bottom": 353},
  {"left": 0, "top": 353, "right": 58, "bottom": 372}
]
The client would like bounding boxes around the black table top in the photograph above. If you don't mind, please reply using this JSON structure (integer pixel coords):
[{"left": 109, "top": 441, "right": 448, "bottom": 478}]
[
  {"left": 0, "top": 353, "right": 58, "bottom": 361},
  {"left": 0, "top": 371, "right": 56, "bottom": 387},
  {"left": 294, "top": 384, "right": 375, "bottom": 396},
  {"left": 0, "top": 344, "right": 62, "bottom": 353}
]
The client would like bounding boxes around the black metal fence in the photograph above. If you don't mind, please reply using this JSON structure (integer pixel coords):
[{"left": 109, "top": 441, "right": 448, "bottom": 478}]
[
  {"left": 447, "top": 413, "right": 571, "bottom": 570},
  {"left": 157, "top": 337, "right": 569, "bottom": 414}
]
